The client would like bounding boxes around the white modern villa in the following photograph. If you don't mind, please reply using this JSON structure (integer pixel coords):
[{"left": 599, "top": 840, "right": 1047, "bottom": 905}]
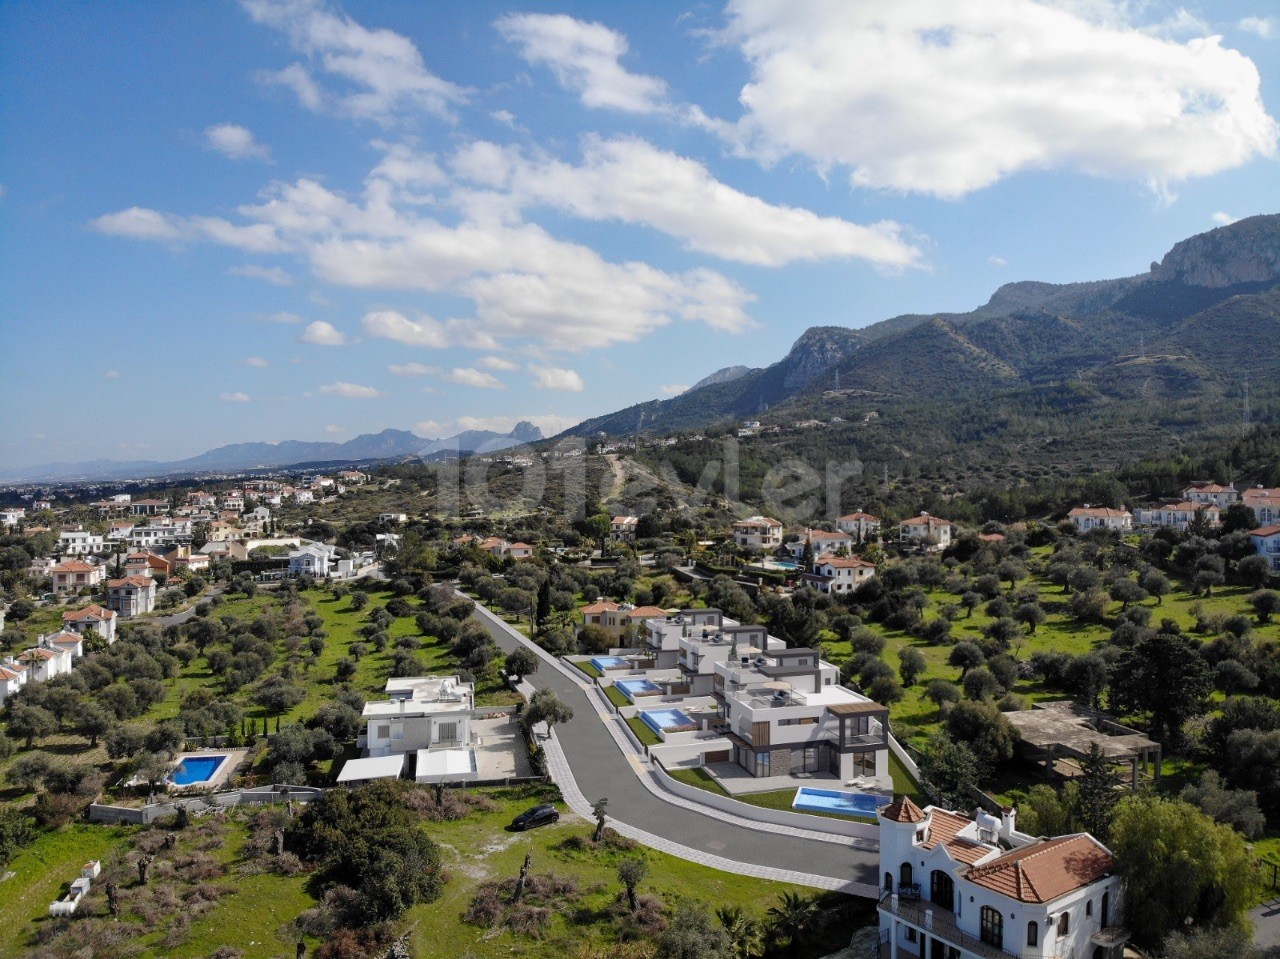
[
  {"left": 359, "top": 676, "right": 478, "bottom": 783},
  {"left": 877, "top": 796, "right": 1127, "bottom": 959}
]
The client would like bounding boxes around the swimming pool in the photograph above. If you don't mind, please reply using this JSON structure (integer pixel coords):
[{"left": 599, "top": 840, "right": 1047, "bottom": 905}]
[
  {"left": 615, "top": 678, "right": 663, "bottom": 702},
  {"left": 792, "top": 787, "right": 890, "bottom": 818},
  {"left": 171, "top": 756, "right": 226, "bottom": 786},
  {"left": 640, "top": 708, "right": 698, "bottom": 734},
  {"left": 590, "top": 655, "right": 630, "bottom": 672},
  {"left": 772, "top": 561, "right": 800, "bottom": 571}
]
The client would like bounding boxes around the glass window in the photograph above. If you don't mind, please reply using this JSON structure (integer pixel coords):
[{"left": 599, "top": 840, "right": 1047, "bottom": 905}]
[
  {"left": 1086, "top": 900, "right": 1093, "bottom": 917},
  {"left": 1027, "top": 921, "right": 1038, "bottom": 947},
  {"left": 1058, "top": 912, "right": 1069, "bottom": 936},
  {"left": 755, "top": 751, "right": 770, "bottom": 776},
  {"left": 981, "top": 907, "right": 1004, "bottom": 949}
]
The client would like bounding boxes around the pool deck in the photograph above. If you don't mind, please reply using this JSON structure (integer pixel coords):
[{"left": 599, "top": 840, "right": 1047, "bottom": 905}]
[
  {"left": 703, "top": 762, "right": 892, "bottom": 797},
  {"left": 168, "top": 749, "right": 246, "bottom": 792}
]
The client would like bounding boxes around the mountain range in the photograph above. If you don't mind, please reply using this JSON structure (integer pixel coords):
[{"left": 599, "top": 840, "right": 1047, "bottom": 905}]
[
  {"left": 2, "top": 422, "right": 543, "bottom": 484},
  {"left": 559, "top": 214, "right": 1280, "bottom": 445}
]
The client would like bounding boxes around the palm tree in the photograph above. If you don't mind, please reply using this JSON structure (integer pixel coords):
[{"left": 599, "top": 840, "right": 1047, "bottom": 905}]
[
  {"left": 717, "top": 905, "right": 765, "bottom": 958},
  {"left": 766, "top": 892, "right": 823, "bottom": 954}
]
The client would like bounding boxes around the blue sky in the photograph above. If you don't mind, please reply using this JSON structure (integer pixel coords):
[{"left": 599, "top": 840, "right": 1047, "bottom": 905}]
[{"left": 2, "top": 0, "right": 1277, "bottom": 469}]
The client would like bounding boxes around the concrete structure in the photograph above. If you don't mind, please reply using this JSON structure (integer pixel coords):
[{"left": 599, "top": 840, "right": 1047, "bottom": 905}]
[
  {"left": 788, "top": 528, "right": 854, "bottom": 561},
  {"left": 288, "top": 542, "right": 337, "bottom": 578},
  {"left": 1003, "top": 701, "right": 1161, "bottom": 788},
  {"left": 878, "top": 796, "right": 1127, "bottom": 959},
  {"left": 1182, "top": 481, "right": 1240, "bottom": 509},
  {"left": 58, "top": 528, "right": 106, "bottom": 555},
  {"left": 900, "top": 514, "right": 952, "bottom": 551},
  {"left": 336, "top": 753, "right": 406, "bottom": 784},
  {"left": 675, "top": 615, "right": 785, "bottom": 696},
  {"left": 362, "top": 676, "right": 474, "bottom": 758},
  {"left": 1133, "top": 501, "right": 1219, "bottom": 530},
  {"left": 1, "top": 508, "right": 26, "bottom": 527},
  {"left": 1066, "top": 506, "right": 1133, "bottom": 533},
  {"left": 733, "top": 516, "right": 784, "bottom": 551}
]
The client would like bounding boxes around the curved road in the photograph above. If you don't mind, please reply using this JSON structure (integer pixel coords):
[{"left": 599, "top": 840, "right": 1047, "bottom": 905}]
[{"left": 470, "top": 603, "right": 880, "bottom": 892}]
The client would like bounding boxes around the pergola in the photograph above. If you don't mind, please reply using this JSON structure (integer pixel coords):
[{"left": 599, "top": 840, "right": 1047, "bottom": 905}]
[{"left": 1004, "top": 701, "right": 1161, "bottom": 788}]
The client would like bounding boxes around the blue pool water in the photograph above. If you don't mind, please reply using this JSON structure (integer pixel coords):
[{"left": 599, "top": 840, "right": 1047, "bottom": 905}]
[
  {"left": 171, "top": 756, "right": 226, "bottom": 786},
  {"left": 591, "top": 655, "right": 630, "bottom": 672},
  {"left": 640, "top": 708, "right": 697, "bottom": 734},
  {"left": 773, "top": 561, "right": 800, "bottom": 570},
  {"left": 792, "top": 787, "right": 890, "bottom": 818},
  {"left": 615, "top": 678, "right": 662, "bottom": 702}
]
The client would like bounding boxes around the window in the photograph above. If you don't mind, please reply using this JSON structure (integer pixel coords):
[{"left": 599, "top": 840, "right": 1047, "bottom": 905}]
[
  {"left": 755, "top": 751, "right": 770, "bottom": 776},
  {"left": 980, "top": 907, "right": 1003, "bottom": 949},
  {"left": 1027, "top": 921, "right": 1038, "bottom": 947},
  {"left": 1086, "top": 900, "right": 1093, "bottom": 917},
  {"left": 905, "top": 928, "right": 916, "bottom": 943},
  {"left": 883, "top": 872, "right": 893, "bottom": 893},
  {"left": 1058, "top": 912, "right": 1069, "bottom": 936},
  {"left": 437, "top": 722, "right": 458, "bottom": 743},
  {"left": 900, "top": 863, "right": 913, "bottom": 888},
  {"left": 375, "top": 724, "right": 390, "bottom": 740}
]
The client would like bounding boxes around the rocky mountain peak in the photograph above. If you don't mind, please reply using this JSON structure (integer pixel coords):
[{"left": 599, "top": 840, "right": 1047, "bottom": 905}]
[
  {"left": 781, "top": 326, "right": 863, "bottom": 391},
  {"left": 1149, "top": 213, "right": 1280, "bottom": 288}
]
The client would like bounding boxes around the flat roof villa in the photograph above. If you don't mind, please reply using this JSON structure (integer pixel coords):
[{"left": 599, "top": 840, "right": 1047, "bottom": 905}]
[{"left": 362, "top": 675, "right": 474, "bottom": 760}]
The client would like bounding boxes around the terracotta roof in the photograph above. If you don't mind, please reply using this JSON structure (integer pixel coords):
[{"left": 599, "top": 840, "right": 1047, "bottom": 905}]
[
  {"left": 20, "top": 648, "right": 58, "bottom": 661},
  {"left": 880, "top": 795, "right": 925, "bottom": 823},
  {"left": 734, "top": 516, "right": 783, "bottom": 527},
  {"left": 1243, "top": 488, "right": 1280, "bottom": 503},
  {"left": 625, "top": 605, "right": 667, "bottom": 619},
  {"left": 838, "top": 512, "right": 879, "bottom": 522},
  {"left": 902, "top": 514, "right": 948, "bottom": 526},
  {"left": 1184, "top": 483, "right": 1234, "bottom": 493},
  {"left": 916, "top": 809, "right": 992, "bottom": 865},
  {"left": 64, "top": 605, "right": 115, "bottom": 622},
  {"left": 581, "top": 601, "right": 620, "bottom": 615},
  {"left": 964, "top": 834, "right": 1114, "bottom": 903},
  {"left": 1250, "top": 525, "right": 1280, "bottom": 537},
  {"left": 978, "top": 533, "right": 1006, "bottom": 542},
  {"left": 815, "top": 554, "right": 875, "bottom": 569},
  {"left": 52, "top": 560, "right": 97, "bottom": 573},
  {"left": 109, "top": 575, "right": 155, "bottom": 588},
  {"left": 1068, "top": 507, "right": 1131, "bottom": 518},
  {"left": 0, "top": 665, "right": 22, "bottom": 681}
]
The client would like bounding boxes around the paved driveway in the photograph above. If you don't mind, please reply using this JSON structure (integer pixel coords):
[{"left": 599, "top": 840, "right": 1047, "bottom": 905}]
[{"left": 470, "top": 604, "right": 880, "bottom": 890}]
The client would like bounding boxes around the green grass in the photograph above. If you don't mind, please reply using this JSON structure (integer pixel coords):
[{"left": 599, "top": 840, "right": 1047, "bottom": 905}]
[
  {"left": 603, "top": 684, "right": 630, "bottom": 708},
  {"left": 666, "top": 765, "right": 729, "bottom": 795},
  {"left": 625, "top": 715, "right": 661, "bottom": 747},
  {"left": 570, "top": 659, "right": 603, "bottom": 678},
  {"left": 888, "top": 750, "right": 926, "bottom": 805},
  {"left": 732, "top": 788, "right": 877, "bottom": 824},
  {"left": 0, "top": 823, "right": 133, "bottom": 954}
]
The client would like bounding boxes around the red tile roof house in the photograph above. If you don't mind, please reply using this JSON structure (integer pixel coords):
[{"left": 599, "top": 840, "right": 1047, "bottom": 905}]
[
  {"left": 878, "top": 796, "right": 1126, "bottom": 959},
  {"left": 899, "top": 513, "right": 952, "bottom": 551},
  {"left": 732, "top": 515, "right": 784, "bottom": 550},
  {"left": 17, "top": 643, "right": 73, "bottom": 683},
  {"left": 805, "top": 554, "right": 877, "bottom": 594},
  {"left": 1244, "top": 486, "right": 1280, "bottom": 526},
  {"left": 610, "top": 516, "right": 639, "bottom": 543},
  {"left": 108, "top": 575, "right": 158, "bottom": 618},
  {"left": 43, "top": 630, "right": 85, "bottom": 660},
  {"left": 1249, "top": 525, "right": 1280, "bottom": 572},
  {"left": 581, "top": 600, "right": 620, "bottom": 628},
  {"left": 50, "top": 559, "right": 105, "bottom": 595},
  {"left": 62, "top": 604, "right": 118, "bottom": 644},
  {"left": 836, "top": 511, "right": 881, "bottom": 540},
  {"left": 0, "top": 660, "right": 28, "bottom": 705},
  {"left": 1133, "top": 501, "right": 1220, "bottom": 530}
]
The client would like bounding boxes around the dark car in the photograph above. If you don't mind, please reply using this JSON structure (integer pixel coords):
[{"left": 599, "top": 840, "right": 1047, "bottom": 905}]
[{"left": 510, "top": 803, "right": 560, "bottom": 830}]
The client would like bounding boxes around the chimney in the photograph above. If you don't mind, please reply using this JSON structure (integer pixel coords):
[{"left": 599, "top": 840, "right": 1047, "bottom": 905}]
[{"left": 1001, "top": 805, "right": 1017, "bottom": 839}]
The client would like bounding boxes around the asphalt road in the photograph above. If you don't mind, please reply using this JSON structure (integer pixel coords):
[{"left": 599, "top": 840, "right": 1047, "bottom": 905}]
[{"left": 471, "top": 606, "right": 880, "bottom": 889}]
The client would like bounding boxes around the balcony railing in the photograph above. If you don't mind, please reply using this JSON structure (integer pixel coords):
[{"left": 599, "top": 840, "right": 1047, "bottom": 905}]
[{"left": 878, "top": 892, "right": 1011, "bottom": 959}]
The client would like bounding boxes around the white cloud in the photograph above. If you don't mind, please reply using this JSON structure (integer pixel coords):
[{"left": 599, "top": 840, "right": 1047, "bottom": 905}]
[
  {"left": 245, "top": 356, "right": 271, "bottom": 368},
  {"left": 529, "top": 364, "right": 584, "bottom": 391},
  {"left": 388, "top": 362, "right": 440, "bottom": 376},
  {"left": 361, "top": 310, "right": 449, "bottom": 347},
  {"left": 452, "top": 136, "right": 923, "bottom": 268},
  {"left": 104, "top": 370, "right": 122, "bottom": 379},
  {"left": 1212, "top": 211, "right": 1241, "bottom": 225},
  {"left": 324, "top": 424, "right": 345, "bottom": 434},
  {"left": 719, "top": 0, "right": 1279, "bottom": 197},
  {"left": 490, "top": 109, "right": 518, "bottom": 128},
  {"left": 448, "top": 367, "right": 504, "bottom": 389},
  {"left": 219, "top": 392, "right": 252, "bottom": 402},
  {"left": 205, "top": 123, "right": 272, "bottom": 160},
  {"left": 1144, "top": 9, "right": 1210, "bottom": 38},
  {"left": 91, "top": 207, "right": 287, "bottom": 252},
  {"left": 988, "top": 255, "right": 1008, "bottom": 266},
  {"left": 496, "top": 13, "right": 667, "bottom": 113},
  {"left": 261, "top": 310, "right": 302, "bottom": 323},
  {"left": 1239, "top": 16, "right": 1276, "bottom": 38},
  {"left": 243, "top": 0, "right": 469, "bottom": 122},
  {"left": 479, "top": 355, "right": 519, "bottom": 371},
  {"left": 230, "top": 263, "right": 294, "bottom": 285},
  {"left": 659, "top": 384, "right": 689, "bottom": 396},
  {"left": 319, "top": 381, "right": 386, "bottom": 398},
  {"left": 298, "top": 320, "right": 348, "bottom": 345},
  {"left": 90, "top": 207, "right": 185, "bottom": 241}
]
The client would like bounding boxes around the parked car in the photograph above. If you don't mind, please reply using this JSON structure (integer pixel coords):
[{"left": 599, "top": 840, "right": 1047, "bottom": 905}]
[{"left": 510, "top": 803, "right": 560, "bottom": 830}]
